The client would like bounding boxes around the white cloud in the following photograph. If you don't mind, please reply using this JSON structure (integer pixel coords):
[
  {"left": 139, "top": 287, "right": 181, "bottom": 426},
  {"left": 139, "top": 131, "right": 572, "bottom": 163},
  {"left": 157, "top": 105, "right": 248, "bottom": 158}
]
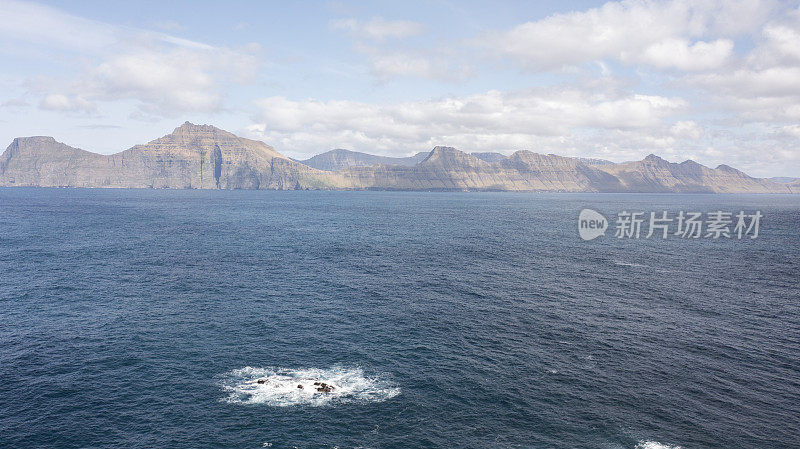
[
  {"left": 480, "top": 0, "right": 772, "bottom": 71},
  {"left": 1, "top": 0, "right": 797, "bottom": 175},
  {"left": 0, "top": 0, "right": 260, "bottom": 116},
  {"left": 750, "top": 24, "right": 800, "bottom": 67},
  {"left": 248, "top": 88, "right": 686, "bottom": 157},
  {"left": 331, "top": 17, "right": 424, "bottom": 40},
  {"left": 777, "top": 124, "right": 800, "bottom": 139},
  {"left": 333, "top": 17, "right": 460, "bottom": 82},
  {"left": 85, "top": 45, "right": 258, "bottom": 115},
  {"left": 670, "top": 120, "right": 703, "bottom": 139},
  {"left": 682, "top": 7, "right": 800, "bottom": 127},
  {"left": 369, "top": 52, "right": 444, "bottom": 80},
  {"left": 353, "top": 44, "right": 472, "bottom": 82},
  {"left": 0, "top": 0, "right": 117, "bottom": 53},
  {"left": 689, "top": 66, "right": 800, "bottom": 98},
  {"left": 638, "top": 38, "right": 733, "bottom": 70},
  {"left": 39, "top": 94, "right": 95, "bottom": 112}
]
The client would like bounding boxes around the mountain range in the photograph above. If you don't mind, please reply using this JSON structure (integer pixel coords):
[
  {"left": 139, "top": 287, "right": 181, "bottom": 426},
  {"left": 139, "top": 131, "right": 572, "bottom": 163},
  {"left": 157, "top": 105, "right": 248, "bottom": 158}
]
[{"left": 1, "top": 122, "right": 796, "bottom": 193}]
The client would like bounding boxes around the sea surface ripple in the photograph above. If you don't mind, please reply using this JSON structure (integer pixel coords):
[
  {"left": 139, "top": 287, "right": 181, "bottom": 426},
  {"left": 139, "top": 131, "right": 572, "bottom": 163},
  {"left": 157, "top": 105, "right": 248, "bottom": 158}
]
[{"left": 1, "top": 189, "right": 798, "bottom": 448}]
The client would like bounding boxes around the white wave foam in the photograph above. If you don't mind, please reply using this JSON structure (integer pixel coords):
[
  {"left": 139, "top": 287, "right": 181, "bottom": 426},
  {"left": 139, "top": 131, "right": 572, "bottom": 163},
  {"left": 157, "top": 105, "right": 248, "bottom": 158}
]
[
  {"left": 614, "top": 261, "right": 649, "bottom": 268},
  {"left": 220, "top": 366, "right": 400, "bottom": 407},
  {"left": 635, "top": 441, "right": 682, "bottom": 449}
]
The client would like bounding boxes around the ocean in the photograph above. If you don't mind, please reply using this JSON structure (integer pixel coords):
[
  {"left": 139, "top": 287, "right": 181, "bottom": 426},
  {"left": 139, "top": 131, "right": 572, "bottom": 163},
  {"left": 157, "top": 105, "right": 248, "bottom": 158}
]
[{"left": 0, "top": 188, "right": 798, "bottom": 449}]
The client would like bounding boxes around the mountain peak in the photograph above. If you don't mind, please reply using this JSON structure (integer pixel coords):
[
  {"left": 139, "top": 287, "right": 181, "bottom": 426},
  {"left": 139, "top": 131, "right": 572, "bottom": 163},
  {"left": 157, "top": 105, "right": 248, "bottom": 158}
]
[
  {"left": 3, "top": 136, "right": 94, "bottom": 169},
  {"left": 1, "top": 124, "right": 792, "bottom": 192},
  {"left": 299, "top": 148, "right": 428, "bottom": 170},
  {"left": 643, "top": 153, "right": 666, "bottom": 163},
  {"left": 420, "top": 146, "right": 489, "bottom": 167},
  {"left": 424, "top": 146, "right": 465, "bottom": 160},
  {"left": 471, "top": 151, "right": 507, "bottom": 163},
  {"left": 13, "top": 136, "right": 56, "bottom": 145},
  {"left": 715, "top": 164, "right": 749, "bottom": 177},
  {"left": 172, "top": 121, "right": 225, "bottom": 135}
]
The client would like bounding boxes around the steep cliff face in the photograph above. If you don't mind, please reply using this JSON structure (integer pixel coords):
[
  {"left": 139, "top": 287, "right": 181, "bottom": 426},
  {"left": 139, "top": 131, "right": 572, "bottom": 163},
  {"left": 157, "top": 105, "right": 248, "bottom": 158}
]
[
  {"left": 0, "top": 136, "right": 107, "bottom": 187},
  {"left": 299, "top": 149, "right": 427, "bottom": 171},
  {"left": 412, "top": 146, "right": 506, "bottom": 189},
  {"left": 337, "top": 148, "right": 625, "bottom": 191},
  {"left": 769, "top": 177, "right": 798, "bottom": 184},
  {"left": 498, "top": 151, "right": 624, "bottom": 192},
  {"left": 338, "top": 146, "right": 510, "bottom": 190},
  {"left": 103, "top": 122, "right": 316, "bottom": 189},
  {"left": 338, "top": 149, "right": 794, "bottom": 192},
  {"left": 471, "top": 152, "right": 507, "bottom": 163},
  {"left": 577, "top": 157, "right": 616, "bottom": 166},
  {"left": 0, "top": 123, "right": 341, "bottom": 189},
  {"left": 1, "top": 123, "right": 795, "bottom": 192},
  {"left": 710, "top": 164, "right": 793, "bottom": 193},
  {"left": 597, "top": 154, "right": 791, "bottom": 193}
]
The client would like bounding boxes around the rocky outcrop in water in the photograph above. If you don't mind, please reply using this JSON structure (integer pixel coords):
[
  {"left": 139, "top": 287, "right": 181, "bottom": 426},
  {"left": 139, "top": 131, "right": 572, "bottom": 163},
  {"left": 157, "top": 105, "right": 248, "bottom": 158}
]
[{"left": 0, "top": 123, "right": 794, "bottom": 193}]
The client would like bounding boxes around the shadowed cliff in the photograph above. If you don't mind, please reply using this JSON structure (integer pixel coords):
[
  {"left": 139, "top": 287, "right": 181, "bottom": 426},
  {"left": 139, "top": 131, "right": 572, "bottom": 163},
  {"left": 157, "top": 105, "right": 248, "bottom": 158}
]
[
  {"left": 0, "top": 123, "right": 794, "bottom": 193},
  {"left": 0, "top": 122, "right": 342, "bottom": 190}
]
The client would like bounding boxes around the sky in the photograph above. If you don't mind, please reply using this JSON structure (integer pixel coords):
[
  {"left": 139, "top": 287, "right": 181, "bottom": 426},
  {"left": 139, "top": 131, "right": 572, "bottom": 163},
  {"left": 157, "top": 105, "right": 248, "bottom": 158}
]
[{"left": 1, "top": 0, "right": 799, "bottom": 177}]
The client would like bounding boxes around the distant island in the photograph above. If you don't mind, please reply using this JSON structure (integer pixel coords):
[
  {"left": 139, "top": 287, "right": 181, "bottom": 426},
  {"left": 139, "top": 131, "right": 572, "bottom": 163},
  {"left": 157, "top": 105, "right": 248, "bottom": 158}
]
[{"left": 1, "top": 122, "right": 797, "bottom": 193}]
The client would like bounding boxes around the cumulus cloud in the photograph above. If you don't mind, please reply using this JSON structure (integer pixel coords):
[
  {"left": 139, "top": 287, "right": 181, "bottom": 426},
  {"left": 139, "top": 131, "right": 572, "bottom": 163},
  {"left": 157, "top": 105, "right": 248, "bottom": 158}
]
[
  {"left": 683, "top": 6, "right": 800, "bottom": 126},
  {"left": 0, "top": 0, "right": 117, "bottom": 53},
  {"left": 777, "top": 124, "right": 800, "bottom": 139},
  {"left": 689, "top": 66, "right": 800, "bottom": 98},
  {"left": 330, "top": 14, "right": 473, "bottom": 82},
  {"left": 480, "top": 0, "right": 771, "bottom": 71},
  {"left": 39, "top": 94, "right": 95, "bottom": 112},
  {"left": 333, "top": 17, "right": 466, "bottom": 82},
  {"left": 247, "top": 88, "right": 687, "bottom": 157},
  {"left": 638, "top": 38, "right": 733, "bottom": 71},
  {"left": 670, "top": 120, "right": 703, "bottom": 139},
  {"left": 85, "top": 45, "right": 258, "bottom": 115},
  {"left": 1, "top": 0, "right": 259, "bottom": 117},
  {"left": 354, "top": 44, "right": 473, "bottom": 82},
  {"left": 369, "top": 52, "right": 440, "bottom": 79},
  {"left": 331, "top": 17, "right": 424, "bottom": 40},
  {"left": 2, "top": 0, "right": 798, "bottom": 175}
]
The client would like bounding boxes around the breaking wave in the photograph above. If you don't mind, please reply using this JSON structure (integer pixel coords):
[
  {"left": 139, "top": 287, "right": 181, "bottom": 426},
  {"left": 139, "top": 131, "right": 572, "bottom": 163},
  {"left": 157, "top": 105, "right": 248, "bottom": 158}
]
[
  {"left": 220, "top": 366, "right": 400, "bottom": 407},
  {"left": 635, "top": 441, "right": 682, "bottom": 449},
  {"left": 613, "top": 261, "right": 650, "bottom": 268}
]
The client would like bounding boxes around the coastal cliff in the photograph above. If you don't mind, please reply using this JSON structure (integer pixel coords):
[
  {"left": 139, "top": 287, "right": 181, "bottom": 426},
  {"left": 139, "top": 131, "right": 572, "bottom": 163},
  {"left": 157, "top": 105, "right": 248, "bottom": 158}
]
[
  {"left": 0, "top": 123, "right": 794, "bottom": 193},
  {"left": 0, "top": 123, "right": 340, "bottom": 189}
]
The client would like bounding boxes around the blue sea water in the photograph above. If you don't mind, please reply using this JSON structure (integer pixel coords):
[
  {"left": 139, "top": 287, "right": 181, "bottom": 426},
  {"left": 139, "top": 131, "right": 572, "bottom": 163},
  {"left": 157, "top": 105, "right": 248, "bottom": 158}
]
[{"left": 0, "top": 188, "right": 798, "bottom": 449}]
